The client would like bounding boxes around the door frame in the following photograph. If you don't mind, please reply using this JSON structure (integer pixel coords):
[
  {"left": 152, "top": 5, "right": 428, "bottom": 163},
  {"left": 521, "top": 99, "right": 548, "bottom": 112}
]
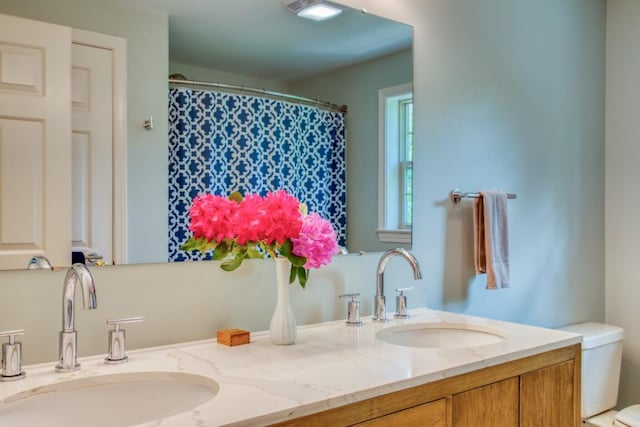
[{"left": 71, "top": 29, "right": 127, "bottom": 264}]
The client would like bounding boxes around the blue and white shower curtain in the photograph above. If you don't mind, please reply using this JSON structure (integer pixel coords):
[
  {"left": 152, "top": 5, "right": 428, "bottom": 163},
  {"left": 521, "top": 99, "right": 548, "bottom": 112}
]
[{"left": 168, "top": 87, "right": 346, "bottom": 262}]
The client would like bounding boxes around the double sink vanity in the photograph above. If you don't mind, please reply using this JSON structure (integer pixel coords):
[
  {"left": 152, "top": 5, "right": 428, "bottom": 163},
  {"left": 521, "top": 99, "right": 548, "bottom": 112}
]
[{"left": 0, "top": 308, "right": 581, "bottom": 426}]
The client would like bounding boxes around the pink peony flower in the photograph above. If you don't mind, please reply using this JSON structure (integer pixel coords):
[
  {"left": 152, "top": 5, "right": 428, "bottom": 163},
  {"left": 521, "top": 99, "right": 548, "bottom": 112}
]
[
  {"left": 291, "top": 213, "right": 339, "bottom": 269},
  {"left": 188, "top": 194, "right": 237, "bottom": 243}
]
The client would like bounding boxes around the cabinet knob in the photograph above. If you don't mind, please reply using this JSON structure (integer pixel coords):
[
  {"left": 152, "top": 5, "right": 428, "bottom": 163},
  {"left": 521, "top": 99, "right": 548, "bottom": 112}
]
[
  {"left": 1, "top": 329, "right": 26, "bottom": 381},
  {"left": 338, "top": 293, "right": 363, "bottom": 326},
  {"left": 104, "top": 316, "right": 144, "bottom": 364}
]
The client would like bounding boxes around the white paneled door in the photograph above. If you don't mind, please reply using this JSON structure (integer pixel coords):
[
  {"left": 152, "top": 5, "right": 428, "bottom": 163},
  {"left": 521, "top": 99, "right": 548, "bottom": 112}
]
[
  {"left": 0, "top": 13, "right": 71, "bottom": 269},
  {"left": 71, "top": 43, "right": 113, "bottom": 264}
]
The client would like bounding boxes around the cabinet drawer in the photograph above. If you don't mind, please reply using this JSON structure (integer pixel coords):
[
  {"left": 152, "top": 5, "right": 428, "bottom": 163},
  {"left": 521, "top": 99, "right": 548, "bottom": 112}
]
[{"left": 354, "top": 398, "right": 447, "bottom": 427}]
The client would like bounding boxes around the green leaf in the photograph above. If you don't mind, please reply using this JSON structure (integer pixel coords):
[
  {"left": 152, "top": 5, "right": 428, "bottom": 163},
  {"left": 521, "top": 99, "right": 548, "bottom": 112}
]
[
  {"left": 228, "top": 191, "right": 243, "bottom": 203},
  {"left": 289, "top": 265, "right": 297, "bottom": 284},
  {"left": 221, "top": 254, "right": 243, "bottom": 271},
  {"left": 286, "top": 253, "right": 307, "bottom": 267},
  {"left": 180, "top": 237, "right": 200, "bottom": 251},
  {"left": 181, "top": 237, "right": 217, "bottom": 254},
  {"left": 246, "top": 247, "right": 264, "bottom": 259},
  {"left": 212, "top": 242, "right": 229, "bottom": 260},
  {"left": 279, "top": 239, "right": 292, "bottom": 257},
  {"left": 297, "top": 267, "right": 308, "bottom": 289},
  {"left": 229, "top": 244, "right": 242, "bottom": 257}
]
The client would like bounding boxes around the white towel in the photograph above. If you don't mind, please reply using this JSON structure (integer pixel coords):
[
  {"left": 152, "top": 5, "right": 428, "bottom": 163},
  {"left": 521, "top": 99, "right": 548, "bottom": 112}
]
[{"left": 473, "top": 191, "right": 509, "bottom": 289}]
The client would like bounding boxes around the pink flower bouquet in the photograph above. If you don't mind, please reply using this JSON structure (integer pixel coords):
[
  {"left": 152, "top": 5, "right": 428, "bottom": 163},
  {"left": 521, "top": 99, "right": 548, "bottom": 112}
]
[{"left": 181, "top": 190, "right": 339, "bottom": 288}]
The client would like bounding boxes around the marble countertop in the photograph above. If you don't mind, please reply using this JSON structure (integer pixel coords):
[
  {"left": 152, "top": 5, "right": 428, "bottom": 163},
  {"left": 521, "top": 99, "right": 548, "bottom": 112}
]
[{"left": 0, "top": 309, "right": 581, "bottom": 426}]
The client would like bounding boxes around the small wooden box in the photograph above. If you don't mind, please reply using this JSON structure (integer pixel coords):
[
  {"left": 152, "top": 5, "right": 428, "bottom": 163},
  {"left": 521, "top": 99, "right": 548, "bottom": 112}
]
[{"left": 217, "top": 328, "right": 250, "bottom": 346}]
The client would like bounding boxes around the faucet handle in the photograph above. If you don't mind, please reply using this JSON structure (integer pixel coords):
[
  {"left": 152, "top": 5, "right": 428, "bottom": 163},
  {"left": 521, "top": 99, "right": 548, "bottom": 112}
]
[
  {"left": 106, "top": 316, "right": 144, "bottom": 327},
  {"left": 338, "top": 294, "right": 363, "bottom": 327},
  {"left": 1, "top": 329, "right": 26, "bottom": 381},
  {"left": 105, "top": 316, "right": 144, "bottom": 364},
  {"left": 394, "top": 287, "right": 414, "bottom": 319},
  {"left": 0, "top": 329, "right": 24, "bottom": 339},
  {"left": 338, "top": 293, "right": 360, "bottom": 300}
]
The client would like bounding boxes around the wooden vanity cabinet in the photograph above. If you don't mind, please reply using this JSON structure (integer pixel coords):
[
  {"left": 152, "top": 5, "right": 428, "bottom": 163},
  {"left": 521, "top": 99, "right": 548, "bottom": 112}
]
[{"left": 271, "top": 344, "right": 580, "bottom": 427}]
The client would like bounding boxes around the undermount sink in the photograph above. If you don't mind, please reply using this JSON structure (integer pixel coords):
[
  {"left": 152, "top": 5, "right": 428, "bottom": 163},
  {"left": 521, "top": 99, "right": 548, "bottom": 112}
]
[
  {"left": 0, "top": 371, "right": 219, "bottom": 427},
  {"left": 375, "top": 321, "right": 507, "bottom": 349}
]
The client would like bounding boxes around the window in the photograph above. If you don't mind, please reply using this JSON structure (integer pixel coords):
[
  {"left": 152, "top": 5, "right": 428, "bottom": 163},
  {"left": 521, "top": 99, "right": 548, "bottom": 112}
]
[
  {"left": 399, "top": 98, "right": 413, "bottom": 229},
  {"left": 378, "top": 83, "right": 413, "bottom": 243}
]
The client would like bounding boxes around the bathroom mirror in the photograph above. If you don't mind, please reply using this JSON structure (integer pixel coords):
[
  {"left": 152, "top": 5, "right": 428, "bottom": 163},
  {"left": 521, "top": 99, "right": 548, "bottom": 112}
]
[{"left": 0, "top": 0, "right": 413, "bottom": 268}]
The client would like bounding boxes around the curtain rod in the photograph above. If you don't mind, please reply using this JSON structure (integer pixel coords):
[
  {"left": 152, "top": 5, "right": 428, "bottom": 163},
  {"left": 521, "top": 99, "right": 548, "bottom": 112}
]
[{"left": 168, "top": 78, "right": 348, "bottom": 114}]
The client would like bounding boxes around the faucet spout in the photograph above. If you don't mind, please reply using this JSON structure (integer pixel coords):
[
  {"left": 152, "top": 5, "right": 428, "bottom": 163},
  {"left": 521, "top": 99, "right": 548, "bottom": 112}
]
[
  {"left": 56, "top": 263, "right": 97, "bottom": 372},
  {"left": 373, "top": 248, "right": 422, "bottom": 322}
]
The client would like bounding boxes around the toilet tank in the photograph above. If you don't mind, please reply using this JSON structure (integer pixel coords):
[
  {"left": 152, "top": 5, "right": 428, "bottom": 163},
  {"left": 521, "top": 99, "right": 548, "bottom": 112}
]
[{"left": 559, "top": 322, "right": 625, "bottom": 419}]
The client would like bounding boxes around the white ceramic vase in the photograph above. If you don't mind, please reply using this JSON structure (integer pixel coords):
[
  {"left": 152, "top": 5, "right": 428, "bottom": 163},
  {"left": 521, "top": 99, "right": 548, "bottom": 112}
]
[{"left": 269, "top": 257, "right": 297, "bottom": 345}]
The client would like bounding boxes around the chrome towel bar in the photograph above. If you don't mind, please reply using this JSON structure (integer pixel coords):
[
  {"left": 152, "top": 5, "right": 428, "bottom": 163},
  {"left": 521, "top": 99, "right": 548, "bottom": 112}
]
[{"left": 450, "top": 189, "right": 517, "bottom": 204}]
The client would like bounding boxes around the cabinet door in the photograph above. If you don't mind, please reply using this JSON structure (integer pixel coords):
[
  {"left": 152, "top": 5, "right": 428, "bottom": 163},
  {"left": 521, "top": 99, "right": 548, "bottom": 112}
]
[
  {"left": 452, "top": 377, "right": 518, "bottom": 427},
  {"left": 520, "top": 360, "right": 576, "bottom": 427},
  {"left": 354, "top": 398, "right": 447, "bottom": 427}
]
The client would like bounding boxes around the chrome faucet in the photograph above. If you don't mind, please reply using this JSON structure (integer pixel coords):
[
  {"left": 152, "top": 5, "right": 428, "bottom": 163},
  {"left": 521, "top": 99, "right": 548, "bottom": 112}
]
[
  {"left": 373, "top": 248, "right": 422, "bottom": 322},
  {"left": 56, "top": 263, "right": 97, "bottom": 372}
]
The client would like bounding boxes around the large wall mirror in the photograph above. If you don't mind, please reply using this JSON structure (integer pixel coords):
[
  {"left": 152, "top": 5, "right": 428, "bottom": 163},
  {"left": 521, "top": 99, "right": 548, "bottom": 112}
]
[{"left": 0, "top": 0, "right": 413, "bottom": 269}]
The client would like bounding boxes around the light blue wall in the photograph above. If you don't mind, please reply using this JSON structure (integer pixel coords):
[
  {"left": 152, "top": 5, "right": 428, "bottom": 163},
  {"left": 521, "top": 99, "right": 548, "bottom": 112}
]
[
  {"left": 410, "top": 0, "right": 605, "bottom": 326},
  {"left": 0, "top": 0, "right": 606, "bottom": 375}
]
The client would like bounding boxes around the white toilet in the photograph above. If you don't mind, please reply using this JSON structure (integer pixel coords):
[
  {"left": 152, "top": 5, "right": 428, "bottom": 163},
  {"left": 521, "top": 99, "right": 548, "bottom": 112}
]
[{"left": 559, "top": 322, "right": 640, "bottom": 426}]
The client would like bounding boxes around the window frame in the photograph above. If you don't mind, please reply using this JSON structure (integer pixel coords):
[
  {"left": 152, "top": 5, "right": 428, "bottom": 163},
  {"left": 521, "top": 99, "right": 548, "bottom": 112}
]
[{"left": 377, "top": 82, "right": 413, "bottom": 244}]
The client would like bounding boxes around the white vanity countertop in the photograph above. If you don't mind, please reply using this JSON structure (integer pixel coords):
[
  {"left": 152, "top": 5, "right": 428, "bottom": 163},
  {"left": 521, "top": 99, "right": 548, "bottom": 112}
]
[{"left": 0, "top": 309, "right": 581, "bottom": 426}]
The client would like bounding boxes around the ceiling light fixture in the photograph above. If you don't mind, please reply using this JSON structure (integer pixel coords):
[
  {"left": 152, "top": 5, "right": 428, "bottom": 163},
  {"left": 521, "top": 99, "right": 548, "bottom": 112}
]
[{"left": 282, "top": 0, "right": 343, "bottom": 21}]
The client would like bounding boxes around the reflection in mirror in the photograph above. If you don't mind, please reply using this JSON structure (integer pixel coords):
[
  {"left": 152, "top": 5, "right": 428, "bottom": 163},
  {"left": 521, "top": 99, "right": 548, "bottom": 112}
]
[
  {"left": 167, "top": 82, "right": 348, "bottom": 261},
  {"left": 27, "top": 256, "right": 53, "bottom": 270},
  {"left": 163, "top": 0, "right": 414, "bottom": 258}
]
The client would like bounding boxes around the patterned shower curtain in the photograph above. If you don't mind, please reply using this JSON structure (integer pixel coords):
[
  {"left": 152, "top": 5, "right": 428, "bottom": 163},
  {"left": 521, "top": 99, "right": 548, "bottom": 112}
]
[{"left": 168, "top": 87, "right": 346, "bottom": 262}]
